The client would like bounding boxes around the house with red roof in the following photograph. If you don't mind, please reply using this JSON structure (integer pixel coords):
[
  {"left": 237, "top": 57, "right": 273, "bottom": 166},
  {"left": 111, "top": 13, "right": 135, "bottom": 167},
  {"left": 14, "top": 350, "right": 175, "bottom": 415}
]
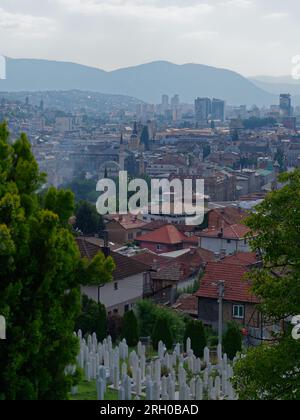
[
  {"left": 76, "top": 237, "right": 151, "bottom": 316},
  {"left": 105, "top": 214, "right": 148, "bottom": 244},
  {"left": 136, "top": 224, "right": 198, "bottom": 254},
  {"left": 131, "top": 247, "right": 215, "bottom": 304},
  {"left": 198, "top": 223, "right": 253, "bottom": 256},
  {"left": 195, "top": 261, "right": 262, "bottom": 333},
  {"left": 206, "top": 207, "right": 248, "bottom": 230}
]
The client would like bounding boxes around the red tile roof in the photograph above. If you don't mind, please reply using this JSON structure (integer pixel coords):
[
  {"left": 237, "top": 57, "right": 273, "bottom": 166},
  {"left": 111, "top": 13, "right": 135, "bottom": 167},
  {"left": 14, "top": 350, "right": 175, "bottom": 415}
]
[
  {"left": 207, "top": 207, "right": 247, "bottom": 229},
  {"left": 195, "top": 261, "right": 259, "bottom": 304},
  {"left": 222, "top": 252, "right": 258, "bottom": 267},
  {"left": 107, "top": 214, "right": 148, "bottom": 230},
  {"left": 76, "top": 237, "right": 150, "bottom": 281},
  {"left": 137, "top": 224, "right": 190, "bottom": 245},
  {"left": 172, "top": 294, "right": 198, "bottom": 316},
  {"left": 131, "top": 250, "right": 172, "bottom": 269},
  {"left": 199, "top": 223, "right": 251, "bottom": 240}
]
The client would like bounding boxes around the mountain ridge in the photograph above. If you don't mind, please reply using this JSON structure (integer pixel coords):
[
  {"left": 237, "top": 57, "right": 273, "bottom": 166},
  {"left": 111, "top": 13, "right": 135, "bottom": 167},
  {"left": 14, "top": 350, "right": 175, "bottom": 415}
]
[{"left": 0, "top": 57, "right": 286, "bottom": 106}]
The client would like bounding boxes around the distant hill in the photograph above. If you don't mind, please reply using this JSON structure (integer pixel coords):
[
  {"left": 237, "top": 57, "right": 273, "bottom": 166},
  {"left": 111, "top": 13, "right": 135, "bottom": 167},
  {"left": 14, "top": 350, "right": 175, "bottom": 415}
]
[
  {"left": 0, "top": 57, "right": 278, "bottom": 106},
  {"left": 250, "top": 76, "right": 300, "bottom": 101},
  {"left": 0, "top": 90, "right": 143, "bottom": 113}
]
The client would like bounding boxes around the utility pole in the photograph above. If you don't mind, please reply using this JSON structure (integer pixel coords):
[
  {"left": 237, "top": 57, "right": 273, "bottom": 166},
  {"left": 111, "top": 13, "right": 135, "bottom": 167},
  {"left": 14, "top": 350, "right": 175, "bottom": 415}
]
[{"left": 217, "top": 281, "right": 225, "bottom": 347}]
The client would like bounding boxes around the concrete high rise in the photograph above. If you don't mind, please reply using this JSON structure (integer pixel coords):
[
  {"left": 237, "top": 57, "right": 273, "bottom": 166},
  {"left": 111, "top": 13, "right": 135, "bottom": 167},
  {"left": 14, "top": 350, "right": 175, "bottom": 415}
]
[
  {"left": 171, "top": 94, "right": 180, "bottom": 110},
  {"left": 161, "top": 94, "right": 169, "bottom": 112},
  {"left": 212, "top": 98, "right": 225, "bottom": 122},
  {"left": 195, "top": 97, "right": 211, "bottom": 124},
  {"left": 280, "top": 94, "right": 292, "bottom": 117}
]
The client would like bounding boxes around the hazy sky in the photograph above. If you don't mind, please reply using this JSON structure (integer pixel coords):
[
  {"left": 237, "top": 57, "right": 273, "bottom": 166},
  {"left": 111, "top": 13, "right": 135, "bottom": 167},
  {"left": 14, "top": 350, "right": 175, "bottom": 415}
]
[{"left": 0, "top": 0, "right": 299, "bottom": 76}]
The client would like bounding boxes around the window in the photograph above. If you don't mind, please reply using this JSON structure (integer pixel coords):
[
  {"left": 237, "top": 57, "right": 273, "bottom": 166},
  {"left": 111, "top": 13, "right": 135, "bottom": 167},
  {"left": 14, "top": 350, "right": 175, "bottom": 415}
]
[
  {"left": 227, "top": 239, "right": 231, "bottom": 244},
  {"left": 114, "top": 282, "right": 118, "bottom": 291},
  {"left": 156, "top": 244, "right": 163, "bottom": 251},
  {"left": 124, "top": 304, "right": 129, "bottom": 313},
  {"left": 128, "top": 233, "right": 134, "bottom": 240},
  {"left": 113, "top": 308, "right": 118, "bottom": 314},
  {"left": 233, "top": 304, "right": 245, "bottom": 319}
]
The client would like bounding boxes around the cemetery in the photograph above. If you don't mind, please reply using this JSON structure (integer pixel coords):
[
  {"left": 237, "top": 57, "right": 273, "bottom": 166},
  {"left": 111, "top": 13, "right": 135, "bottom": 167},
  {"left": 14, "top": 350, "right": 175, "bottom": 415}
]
[{"left": 69, "top": 330, "right": 238, "bottom": 401}]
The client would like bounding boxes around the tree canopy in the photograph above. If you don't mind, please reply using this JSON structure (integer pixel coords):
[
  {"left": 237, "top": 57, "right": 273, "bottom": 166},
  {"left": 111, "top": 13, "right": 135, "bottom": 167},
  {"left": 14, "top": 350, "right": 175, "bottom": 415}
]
[
  {"left": 233, "top": 170, "right": 300, "bottom": 400},
  {"left": 0, "top": 123, "right": 114, "bottom": 400}
]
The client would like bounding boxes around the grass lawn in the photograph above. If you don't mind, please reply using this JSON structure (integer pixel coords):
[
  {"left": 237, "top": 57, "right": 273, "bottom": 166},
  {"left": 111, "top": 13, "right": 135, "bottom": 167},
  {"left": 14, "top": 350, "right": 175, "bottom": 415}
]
[{"left": 70, "top": 380, "right": 118, "bottom": 401}]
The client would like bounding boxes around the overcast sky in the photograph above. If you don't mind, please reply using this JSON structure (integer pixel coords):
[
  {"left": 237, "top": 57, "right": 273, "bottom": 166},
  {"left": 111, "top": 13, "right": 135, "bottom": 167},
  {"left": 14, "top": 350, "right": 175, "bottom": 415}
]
[{"left": 0, "top": 0, "right": 299, "bottom": 76}]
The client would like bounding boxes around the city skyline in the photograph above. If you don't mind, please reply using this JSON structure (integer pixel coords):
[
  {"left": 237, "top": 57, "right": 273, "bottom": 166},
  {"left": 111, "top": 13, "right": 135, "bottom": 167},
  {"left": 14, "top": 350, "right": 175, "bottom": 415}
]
[{"left": 0, "top": 0, "right": 299, "bottom": 77}]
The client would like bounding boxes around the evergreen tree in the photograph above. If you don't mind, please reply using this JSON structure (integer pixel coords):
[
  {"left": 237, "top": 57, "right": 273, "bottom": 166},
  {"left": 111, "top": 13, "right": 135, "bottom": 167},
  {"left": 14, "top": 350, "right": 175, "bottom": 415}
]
[
  {"left": 184, "top": 320, "right": 207, "bottom": 358},
  {"left": 223, "top": 322, "right": 242, "bottom": 360},
  {"left": 75, "top": 295, "right": 107, "bottom": 341},
  {"left": 140, "top": 126, "right": 150, "bottom": 151},
  {"left": 0, "top": 123, "right": 114, "bottom": 400},
  {"left": 151, "top": 315, "right": 173, "bottom": 351},
  {"left": 74, "top": 200, "right": 104, "bottom": 235},
  {"left": 233, "top": 170, "right": 300, "bottom": 399},
  {"left": 122, "top": 310, "right": 139, "bottom": 347}
]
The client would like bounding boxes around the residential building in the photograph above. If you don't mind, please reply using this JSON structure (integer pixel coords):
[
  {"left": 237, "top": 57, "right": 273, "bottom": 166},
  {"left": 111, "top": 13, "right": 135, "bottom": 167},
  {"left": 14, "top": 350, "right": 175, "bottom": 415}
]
[
  {"left": 279, "top": 94, "right": 292, "bottom": 117},
  {"left": 198, "top": 223, "right": 252, "bottom": 256},
  {"left": 136, "top": 224, "right": 196, "bottom": 254},
  {"left": 212, "top": 98, "right": 225, "bottom": 122},
  {"left": 195, "top": 97, "right": 211, "bottom": 124},
  {"left": 195, "top": 261, "right": 262, "bottom": 333},
  {"left": 76, "top": 237, "right": 151, "bottom": 315},
  {"left": 105, "top": 215, "right": 148, "bottom": 244}
]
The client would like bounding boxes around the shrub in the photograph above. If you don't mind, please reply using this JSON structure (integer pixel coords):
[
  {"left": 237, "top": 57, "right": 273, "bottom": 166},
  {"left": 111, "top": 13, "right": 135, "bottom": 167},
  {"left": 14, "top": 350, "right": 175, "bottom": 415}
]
[
  {"left": 75, "top": 295, "right": 107, "bottom": 341},
  {"left": 136, "top": 300, "right": 185, "bottom": 343},
  {"left": 184, "top": 320, "right": 207, "bottom": 358},
  {"left": 107, "top": 314, "right": 123, "bottom": 343},
  {"left": 121, "top": 310, "right": 139, "bottom": 347},
  {"left": 151, "top": 315, "right": 173, "bottom": 351},
  {"left": 223, "top": 322, "right": 242, "bottom": 360}
]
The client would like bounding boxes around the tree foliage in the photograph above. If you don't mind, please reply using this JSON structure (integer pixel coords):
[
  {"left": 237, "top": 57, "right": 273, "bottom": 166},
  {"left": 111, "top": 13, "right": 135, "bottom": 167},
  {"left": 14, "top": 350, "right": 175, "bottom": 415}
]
[
  {"left": 184, "top": 320, "right": 207, "bottom": 358},
  {"left": 233, "top": 170, "right": 300, "bottom": 400},
  {"left": 75, "top": 295, "right": 107, "bottom": 341},
  {"left": 136, "top": 300, "right": 185, "bottom": 343},
  {"left": 74, "top": 200, "right": 104, "bottom": 235},
  {"left": 0, "top": 123, "right": 114, "bottom": 400},
  {"left": 151, "top": 315, "right": 173, "bottom": 351},
  {"left": 121, "top": 310, "right": 139, "bottom": 347},
  {"left": 223, "top": 322, "right": 242, "bottom": 360}
]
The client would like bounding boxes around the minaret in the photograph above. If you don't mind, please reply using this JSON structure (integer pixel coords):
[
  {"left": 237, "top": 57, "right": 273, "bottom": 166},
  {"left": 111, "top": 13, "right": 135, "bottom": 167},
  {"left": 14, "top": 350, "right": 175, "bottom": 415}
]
[{"left": 119, "top": 133, "right": 125, "bottom": 171}]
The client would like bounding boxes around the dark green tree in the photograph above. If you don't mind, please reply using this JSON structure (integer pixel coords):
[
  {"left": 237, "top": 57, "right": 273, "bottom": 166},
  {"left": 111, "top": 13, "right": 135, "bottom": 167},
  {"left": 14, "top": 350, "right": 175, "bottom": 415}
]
[
  {"left": 0, "top": 123, "right": 114, "bottom": 400},
  {"left": 140, "top": 126, "right": 150, "bottom": 151},
  {"left": 75, "top": 295, "right": 107, "bottom": 341},
  {"left": 223, "top": 322, "right": 242, "bottom": 360},
  {"left": 184, "top": 320, "right": 207, "bottom": 358},
  {"left": 151, "top": 315, "right": 173, "bottom": 351},
  {"left": 74, "top": 200, "right": 104, "bottom": 235},
  {"left": 233, "top": 170, "right": 300, "bottom": 400},
  {"left": 122, "top": 310, "right": 139, "bottom": 347}
]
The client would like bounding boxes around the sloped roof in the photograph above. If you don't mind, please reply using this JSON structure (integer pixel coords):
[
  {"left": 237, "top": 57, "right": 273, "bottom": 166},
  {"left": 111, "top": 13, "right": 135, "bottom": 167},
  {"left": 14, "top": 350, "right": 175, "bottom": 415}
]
[
  {"left": 107, "top": 214, "right": 148, "bottom": 230},
  {"left": 76, "top": 237, "right": 150, "bottom": 281},
  {"left": 222, "top": 252, "right": 258, "bottom": 267},
  {"left": 208, "top": 207, "right": 247, "bottom": 229},
  {"left": 137, "top": 224, "right": 189, "bottom": 245},
  {"left": 199, "top": 223, "right": 251, "bottom": 240},
  {"left": 195, "top": 261, "right": 259, "bottom": 304},
  {"left": 172, "top": 294, "right": 198, "bottom": 316}
]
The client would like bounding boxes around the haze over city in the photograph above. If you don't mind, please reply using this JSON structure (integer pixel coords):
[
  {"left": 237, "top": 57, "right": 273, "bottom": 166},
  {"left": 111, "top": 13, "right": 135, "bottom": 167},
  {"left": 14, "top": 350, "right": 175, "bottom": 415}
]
[
  {"left": 0, "top": 0, "right": 300, "bottom": 76},
  {"left": 1, "top": 0, "right": 300, "bottom": 404}
]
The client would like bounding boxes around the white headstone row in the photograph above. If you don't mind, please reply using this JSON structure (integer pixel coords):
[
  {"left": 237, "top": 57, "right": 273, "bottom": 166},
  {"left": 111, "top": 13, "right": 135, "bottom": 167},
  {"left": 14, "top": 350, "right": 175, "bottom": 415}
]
[{"left": 75, "top": 332, "right": 238, "bottom": 400}]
